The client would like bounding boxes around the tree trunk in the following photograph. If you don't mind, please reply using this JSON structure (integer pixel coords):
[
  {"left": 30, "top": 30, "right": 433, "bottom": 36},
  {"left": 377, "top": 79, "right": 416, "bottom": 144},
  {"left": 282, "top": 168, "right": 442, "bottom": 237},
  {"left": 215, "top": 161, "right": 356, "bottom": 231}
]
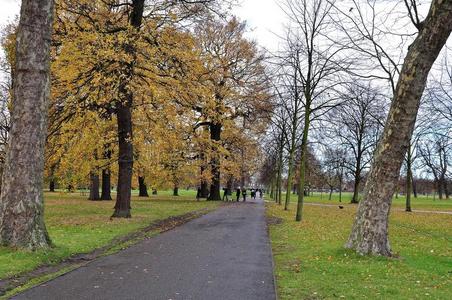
[
  {"left": 285, "top": 157, "right": 294, "bottom": 210},
  {"left": 111, "top": 0, "right": 144, "bottom": 218},
  {"left": 226, "top": 177, "right": 233, "bottom": 194},
  {"left": 101, "top": 147, "right": 112, "bottom": 200},
  {"left": 351, "top": 158, "right": 361, "bottom": 203},
  {"left": 339, "top": 168, "right": 343, "bottom": 203},
  {"left": 276, "top": 139, "right": 283, "bottom": 205},
  {"left": 88, "top": 172, "right": 100, "bottom": 200},
  {"left": 412, "top": 174, "right": 417, "bottom": 198},
  {"left": 200, "top": 179, "right": 209, "bottom": 198},
  {"left": 443, "top": 179, "right": 449, "bottom": 199},
  {"left": 345, "top": 0, "right": 452, "bottom": 256},
  {"left": 173, "top": 185, "right": 179, "bottom": 196},
  {"left": 270, "top": 176, "right": 275, "bottom": 199},
  {"left": 0, "top": 0, "right": 54, "bottom": 249},
  {"left": 101, "top": 168, "right": 112, "bottom": 200},
  {"left": 112, "top": 103, "right": 133, "bottom": 218},
  {"left": 208, "top": 123, "right": 221, "bottom": 201},
  {"left": 138, "top": 176, "right": 149, "bottom": 197},
  {"left": 296, "top": 107, "right": 311, "bottom": 221},
  {"left": 436, "top": 179, "right": 443, "bottom": 199},
  {"left": 351, "top": 177, "right": 360, "bottom": 204},
  {"left": 329, "top": 187, "right": 333, "bottom": 200},
  {"left": 49, "top": 180, "right": 55, "bottom": 192},
  {"left": 199, "top": 151, "right": 209, "bottom": 198},
  {"left": 406, "top": 149, "right": 412, "bottom": 212}
]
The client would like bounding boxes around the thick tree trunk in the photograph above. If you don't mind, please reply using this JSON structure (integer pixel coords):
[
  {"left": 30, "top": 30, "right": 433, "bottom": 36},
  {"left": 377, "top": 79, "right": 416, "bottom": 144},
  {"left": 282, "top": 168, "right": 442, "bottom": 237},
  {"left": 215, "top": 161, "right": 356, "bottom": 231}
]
[
  {"left": 346, "top": 0, "right": 452, "bottom": 256},
  {"left": 111, "top": 0, "right": 144, "bottom": 218},
  {"left": 88, "top": 172, "right": 101, "bottom": 200},
  {"left": 49, "top": 180, "right": 55, "bottom": 192},
  {"left": 173, "top": 185, "right": 179, "bottom": 196},
  {"left": 200, "top": 179, "right": 209, "bottom": 198},
  {"left": 101, "top": 168, "right": 112, "bottom": 200},
  {"left": 351, "top": 177, "right": 360, "bottom": 204},
  {"left": 436, "top": 179, "right": 443, "bottom": 199},
  {"left": 208, "top": 123, "right": 221, "bottom": 201},
  {"left": 112, "top": 103, "right": 133, "bottom": 218},
  {"left": 138, "top": 176, "right": 149, "bottom": 197},
  {"left": 0, "top": 0, "right": 54, "bottom": 249}
]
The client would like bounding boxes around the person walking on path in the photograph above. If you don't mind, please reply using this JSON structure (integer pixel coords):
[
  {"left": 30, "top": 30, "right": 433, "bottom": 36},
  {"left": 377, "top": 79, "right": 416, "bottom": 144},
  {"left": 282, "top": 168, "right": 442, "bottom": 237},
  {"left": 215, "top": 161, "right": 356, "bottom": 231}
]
[
  {"left": 236, "top": 188, "right": 241, "bottom": 202},
  {"left": 251, "top": 189, "right": 256, "bottom": 200},
  {"left": 242, "top": 188, "right": 247, "bottom": 202},
  {"left": 259, "top": 189, "right": 263, "bottom": 198},
  {"left": 222, "top": 187, "right": 229, "bottom": 201}
]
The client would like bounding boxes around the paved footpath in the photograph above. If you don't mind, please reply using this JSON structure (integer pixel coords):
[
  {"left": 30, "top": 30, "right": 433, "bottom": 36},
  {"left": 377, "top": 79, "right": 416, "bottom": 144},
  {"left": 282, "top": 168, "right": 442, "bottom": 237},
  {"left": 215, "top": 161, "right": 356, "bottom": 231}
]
[{"left": 12, "top": 198, "right": 276, "bottom": 300}]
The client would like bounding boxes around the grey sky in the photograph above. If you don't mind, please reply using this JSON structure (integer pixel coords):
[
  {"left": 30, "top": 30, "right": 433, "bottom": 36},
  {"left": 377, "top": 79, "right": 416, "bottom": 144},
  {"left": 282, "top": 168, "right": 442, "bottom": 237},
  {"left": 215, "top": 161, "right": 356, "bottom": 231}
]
[{"left": 0, "top": 0, "right": 284, "bottom": 51}]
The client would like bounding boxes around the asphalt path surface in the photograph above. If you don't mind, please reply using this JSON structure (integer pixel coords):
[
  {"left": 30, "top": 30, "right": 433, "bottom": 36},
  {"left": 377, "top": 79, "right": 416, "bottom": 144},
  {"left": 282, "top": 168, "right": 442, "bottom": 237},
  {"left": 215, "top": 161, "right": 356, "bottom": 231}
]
[{"left": 12, "top": 197, "right": 276, "bottom": 300}]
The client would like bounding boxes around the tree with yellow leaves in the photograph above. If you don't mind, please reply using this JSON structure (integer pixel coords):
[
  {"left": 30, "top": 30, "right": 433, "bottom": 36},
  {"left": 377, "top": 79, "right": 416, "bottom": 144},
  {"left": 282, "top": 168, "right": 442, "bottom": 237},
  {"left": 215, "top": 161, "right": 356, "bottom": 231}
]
[{"left": 192, "top": 17, "right": 271, "bottom": 200}]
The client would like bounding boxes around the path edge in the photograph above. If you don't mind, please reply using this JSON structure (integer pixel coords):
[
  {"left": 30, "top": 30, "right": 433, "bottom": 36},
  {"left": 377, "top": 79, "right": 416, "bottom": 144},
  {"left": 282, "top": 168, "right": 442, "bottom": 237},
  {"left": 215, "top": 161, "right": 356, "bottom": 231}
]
[{"left": 0, "top": 207, "right": 217, "bottom": 299}]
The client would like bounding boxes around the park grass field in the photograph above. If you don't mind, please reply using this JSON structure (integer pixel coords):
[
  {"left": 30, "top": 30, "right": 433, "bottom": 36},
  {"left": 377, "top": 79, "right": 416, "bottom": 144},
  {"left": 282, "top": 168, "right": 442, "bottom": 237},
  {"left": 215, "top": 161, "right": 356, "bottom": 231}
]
[
  {"left": 0, "top": 189, "right": 219, "bottom": 280},
  {"left": 282, "top": 191, "right": 452, "bottom": 211},
  {"left": 267, "top": 193, "right": 452, "bottom": 299}
]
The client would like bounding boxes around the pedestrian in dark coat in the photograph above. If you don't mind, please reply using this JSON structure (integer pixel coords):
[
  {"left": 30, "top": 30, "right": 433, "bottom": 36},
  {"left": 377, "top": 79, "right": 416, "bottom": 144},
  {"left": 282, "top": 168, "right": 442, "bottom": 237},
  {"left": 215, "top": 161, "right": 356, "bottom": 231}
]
[
  {"left": 242, "top": 189, "right": 247, "bottom": 202},
  {"left": 236, "top": 188, "right": 241, "bottom": 202},
  {"left": 196, "top": 187, "right": 201, "bottom": 201}
]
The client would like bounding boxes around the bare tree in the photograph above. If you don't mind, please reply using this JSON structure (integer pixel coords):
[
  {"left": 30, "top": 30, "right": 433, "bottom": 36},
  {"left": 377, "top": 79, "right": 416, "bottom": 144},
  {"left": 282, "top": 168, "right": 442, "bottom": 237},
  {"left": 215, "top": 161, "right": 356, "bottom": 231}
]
[
  {"left": 345, "top": 0, "right": 452, "bottom": 256},
  {"left": 281, "top": 0, "right": 346, "bottom": 221},
  {"left": 418, "top": 130, "right": 451, "bottom": 199},
  {"left": 321, "top": 147, "right": 344, "bottom": 200},
  {"left": 329, "top": 82, "right": 384, "bottom": 204}
]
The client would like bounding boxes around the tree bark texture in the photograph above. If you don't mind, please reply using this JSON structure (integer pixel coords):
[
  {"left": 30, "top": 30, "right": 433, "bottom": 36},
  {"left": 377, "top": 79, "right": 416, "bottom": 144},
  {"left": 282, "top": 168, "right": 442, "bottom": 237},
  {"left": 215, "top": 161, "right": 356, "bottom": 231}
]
[
  {"left": 113, "top": 103, "right": 133, "bottom": 217},
  {"left": 49, "top": 180, "right": 55, "bottom": 192},
  {"left": 88, "top": 172, "right": 100, "bottom": 200},
  {"left": 0, "top": 0, "right": 54, "bottom": 249},
  {"left": 101, "top": 168, "right": 112, "bottom": 200},
  {"left": 208, "top": 123, "right": 221, "bottom": 200},
  {"left": 346, "top": 0, "right": 452, "bottom": 256},
  {"left": 138, "top": 176, "right": 149, "bottom": 197}
]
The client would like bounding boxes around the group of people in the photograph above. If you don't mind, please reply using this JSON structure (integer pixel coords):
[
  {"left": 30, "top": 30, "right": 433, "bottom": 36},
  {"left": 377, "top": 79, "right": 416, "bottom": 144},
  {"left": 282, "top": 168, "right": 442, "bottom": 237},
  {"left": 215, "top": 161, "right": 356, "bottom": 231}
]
[
  {"left": 195, "top": 186, "right": 264, "bottom": 201},
  {"left": 226, "top": 187, "right": 263, "bottom": 202}
]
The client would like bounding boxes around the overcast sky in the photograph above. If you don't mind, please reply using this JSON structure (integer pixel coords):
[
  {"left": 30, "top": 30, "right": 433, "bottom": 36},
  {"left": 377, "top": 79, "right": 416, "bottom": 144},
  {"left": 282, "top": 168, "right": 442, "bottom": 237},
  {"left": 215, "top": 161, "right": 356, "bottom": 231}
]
[{"left": 0, "top": 0, "right": 286, "bottom": 53}]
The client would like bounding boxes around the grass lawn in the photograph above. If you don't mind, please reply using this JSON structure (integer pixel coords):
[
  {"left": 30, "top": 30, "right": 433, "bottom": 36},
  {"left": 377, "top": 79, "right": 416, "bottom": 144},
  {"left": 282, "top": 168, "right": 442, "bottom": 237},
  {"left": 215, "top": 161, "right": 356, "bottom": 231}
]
[
  {"left": 282, "top": 191, "right": 452, "bottom": 211},
  {"left": 267, "top": 194, "right": 452, "bottom": 299},
  {"left": 0, "top": 189, "right": 219, "bottom": 280}
]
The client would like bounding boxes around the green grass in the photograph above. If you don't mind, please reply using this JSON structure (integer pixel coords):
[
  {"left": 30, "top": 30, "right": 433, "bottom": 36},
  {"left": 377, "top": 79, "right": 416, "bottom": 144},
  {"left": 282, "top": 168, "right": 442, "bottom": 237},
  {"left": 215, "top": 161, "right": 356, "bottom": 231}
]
[
  {"left": 0, "top": 189, "right": 219, "bottom": 280},
  {"left": 279, "top": 191, "right": 452, "bottom": 211},
  {"left": 267, "top": 197, "right": 452, "bottom": 299}
]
